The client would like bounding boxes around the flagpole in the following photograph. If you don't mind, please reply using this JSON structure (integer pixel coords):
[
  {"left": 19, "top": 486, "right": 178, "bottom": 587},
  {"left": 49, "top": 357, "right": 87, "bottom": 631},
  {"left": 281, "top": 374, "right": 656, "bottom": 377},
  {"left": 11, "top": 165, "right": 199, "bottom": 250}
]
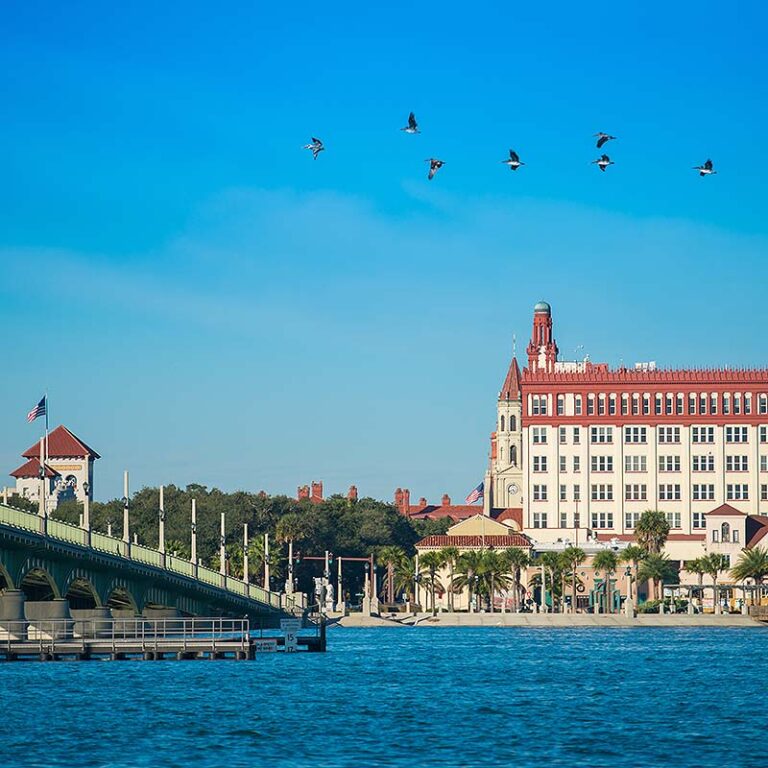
[{"left": 44, "top": 392, "right": 49, "bottom": 515}]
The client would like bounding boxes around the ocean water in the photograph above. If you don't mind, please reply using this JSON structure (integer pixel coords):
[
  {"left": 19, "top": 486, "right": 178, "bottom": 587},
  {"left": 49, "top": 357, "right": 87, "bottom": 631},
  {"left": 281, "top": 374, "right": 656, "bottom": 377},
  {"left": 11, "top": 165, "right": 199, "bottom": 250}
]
[{"left": 1, "top": 626, "right": 766, "bottom": 768}]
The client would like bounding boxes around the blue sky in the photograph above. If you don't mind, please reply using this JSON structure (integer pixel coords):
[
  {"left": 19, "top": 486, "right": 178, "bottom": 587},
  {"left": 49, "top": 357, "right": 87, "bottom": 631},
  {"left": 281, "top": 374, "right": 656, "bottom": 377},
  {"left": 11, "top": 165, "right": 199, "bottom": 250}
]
[{"left": 1, "top": 2, "right": 767, "bottom": 503}]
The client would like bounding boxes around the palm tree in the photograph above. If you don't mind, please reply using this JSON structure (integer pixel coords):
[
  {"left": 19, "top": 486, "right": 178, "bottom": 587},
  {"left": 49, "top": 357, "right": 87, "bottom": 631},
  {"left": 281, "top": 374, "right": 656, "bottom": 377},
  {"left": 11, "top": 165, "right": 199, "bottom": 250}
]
[
  {"left": 638, "top": 553, "right": 677, "bottom": 602},
  {"left": 539, "top": 552, "right": 562, "bottom": 612},
  {"left": 592, "top": 550, "right": 619, "bottom": 613},
  {"left": 731, "top": 546, "right": 768, "bottom": 585},
  {"left": 394, "top": 555, "right": 420, "bottom": 604},
  {"left": 455, "top": 550, "right": 486, "bottom": 612},
  {"left": 481, "top": 550, "right": 512, "bottom": 612},
  {"left": 619, "top": 545, "right": 646, "bottom": 603},
  {"left": 439, "top": 546, "right": 460, "bottom": 611},
  {"left": 635, "top": 510, "right": 671, "bottom": 554},
  {"left": 419, "top": 551, "right": 445, "bottom": 615},
  {"left": 685, "top": 556, "right": 707, "bottom": 606},
  {"left": 165, "top": 538, "right": 190, "bottom": 560},
  {"left": 503, "top": 548, "right": 530, "bottom": 611},
  {"left": 377, "top": 546, "right": 408, "bottom": 603},
  {"left": 703, "top": 552, "right": 730, "bottom": 614},
  {"left": 560, "top": 546, "right": 586, "bottom": 613}
]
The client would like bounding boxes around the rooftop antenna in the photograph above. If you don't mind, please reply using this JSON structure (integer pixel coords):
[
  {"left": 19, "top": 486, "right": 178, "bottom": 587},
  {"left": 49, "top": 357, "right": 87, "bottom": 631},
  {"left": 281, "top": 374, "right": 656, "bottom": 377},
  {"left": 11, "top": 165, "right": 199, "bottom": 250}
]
[
  {"left": 512, "top": 333, "right": 517, "bottom": 358},
  {"left": 575, "top": 344, "right": 584, "bottom": 361}
]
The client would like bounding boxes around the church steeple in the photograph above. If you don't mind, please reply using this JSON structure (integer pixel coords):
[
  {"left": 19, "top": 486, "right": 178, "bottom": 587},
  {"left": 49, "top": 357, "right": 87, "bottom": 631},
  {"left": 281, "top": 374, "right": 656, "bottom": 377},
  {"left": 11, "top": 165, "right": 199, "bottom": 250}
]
[{"left": 526, "top": 300, "right": 558, "bottom": 372}]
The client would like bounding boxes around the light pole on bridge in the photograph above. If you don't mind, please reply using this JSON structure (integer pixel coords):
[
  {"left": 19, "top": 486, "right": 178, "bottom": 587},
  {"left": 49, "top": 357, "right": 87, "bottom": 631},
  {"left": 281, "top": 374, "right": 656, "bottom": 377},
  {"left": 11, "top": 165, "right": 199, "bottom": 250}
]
[
  {"left": 158, "top": 485, "right": 166, "bottom": 556},
  {"left": 122, "top": 470, "right": 130, "bottom": 547},
  {"left": 190, "top": 498, "right": 198, "bottom": 575}
]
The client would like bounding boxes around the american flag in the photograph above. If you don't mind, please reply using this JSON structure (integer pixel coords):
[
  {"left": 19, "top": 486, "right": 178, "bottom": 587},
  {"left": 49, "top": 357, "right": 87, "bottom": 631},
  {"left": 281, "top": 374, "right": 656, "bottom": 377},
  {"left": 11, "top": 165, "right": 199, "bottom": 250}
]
[
  {"left": 465, "top": 482, "right": 484, "bottom": 504},
  {"left": 27, "top": 396, "right": 47, "bottom": 423}
]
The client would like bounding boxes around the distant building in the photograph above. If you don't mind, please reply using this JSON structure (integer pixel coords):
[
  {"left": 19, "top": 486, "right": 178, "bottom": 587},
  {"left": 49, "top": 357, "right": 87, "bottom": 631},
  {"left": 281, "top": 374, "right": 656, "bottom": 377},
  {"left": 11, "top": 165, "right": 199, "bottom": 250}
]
[{"left": 7, "top": 425, "right": 98, "bottom": 509}]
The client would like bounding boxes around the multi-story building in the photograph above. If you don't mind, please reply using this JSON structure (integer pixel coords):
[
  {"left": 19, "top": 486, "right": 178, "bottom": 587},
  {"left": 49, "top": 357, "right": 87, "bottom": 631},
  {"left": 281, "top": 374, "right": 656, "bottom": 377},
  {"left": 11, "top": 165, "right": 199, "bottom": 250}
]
[{"left": 487, "top": 301, "right": 768, "bottom": 567}]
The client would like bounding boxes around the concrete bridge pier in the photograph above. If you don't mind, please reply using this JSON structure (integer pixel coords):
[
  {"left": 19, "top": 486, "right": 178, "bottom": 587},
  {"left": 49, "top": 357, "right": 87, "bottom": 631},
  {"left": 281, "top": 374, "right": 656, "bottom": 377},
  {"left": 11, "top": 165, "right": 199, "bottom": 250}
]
[
  {"left": 71, "top": 607, "right": 113, "bottom": 638},
  {"left": 26, "top": 598, "right": 73, "bottom": 641},
  {"left": 0, "top": 589, "right": 27, "bottom": 641}
]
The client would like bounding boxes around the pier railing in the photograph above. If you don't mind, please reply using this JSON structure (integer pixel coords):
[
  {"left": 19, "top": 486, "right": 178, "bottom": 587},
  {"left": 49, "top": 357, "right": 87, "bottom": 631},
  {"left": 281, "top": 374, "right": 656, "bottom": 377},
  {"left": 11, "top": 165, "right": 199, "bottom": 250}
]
[{"left": 0, "top": 503, "right": 303, "bottom": 613}]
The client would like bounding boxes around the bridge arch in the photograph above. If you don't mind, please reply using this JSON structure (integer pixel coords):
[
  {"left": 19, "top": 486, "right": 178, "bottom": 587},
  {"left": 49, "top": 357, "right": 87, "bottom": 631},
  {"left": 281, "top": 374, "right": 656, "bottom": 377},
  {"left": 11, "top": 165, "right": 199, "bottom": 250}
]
[
  {"left": 18, "top": 566, "right": 60, "bottom": 601},
  {"left": 64, "top": 575, "right": 102, "bottom": 609},
  {"left": 103, "top": 579, "right": 140, "bottom": 614}
]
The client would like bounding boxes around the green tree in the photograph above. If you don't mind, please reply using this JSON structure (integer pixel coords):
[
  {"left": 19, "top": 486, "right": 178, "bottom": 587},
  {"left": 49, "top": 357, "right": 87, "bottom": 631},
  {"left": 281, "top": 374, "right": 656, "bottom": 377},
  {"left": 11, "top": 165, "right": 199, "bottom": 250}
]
[
  {"left": 593, "top": 549, "right": 619, "bottom": 613},
  {"left": 165, "top": 538, "right": 190, "bottom": 560},
  {"left": 638, "top": 553, "right": 678, "bottom": 601},
  {"left": 504, "top": 547, "right": 530, "bottom": 611},
  {"left": 635, "top": 510, "right": 671, "bottom": 554},
  {"left": 480, "top": 550, "right": 512, "bottom": 612},
  {"left": 377, "top": 546, "right": 408, "bottom": 603},
  {"left": 620, "top": 545, "right": 646, "bottom": 602},
  {"left": 703, "top": 553, "right": 730, "bottom": 613},
  {"left": 560, "top": 546, "right": 586, "bottom": 613},
  {"left": 439, "top": 546, "right": 460, "bottom": 611},
  {"left": 419, "top": 551, "right": 445, "bottom": 615},
  {"left": 731, "top": 546, "right": 768, "bottom": 587},
  {"left": 455, "top": 550, "right": 486, "bottom": 612},
  {"left": 685, "top": 556, "right": 707, "bottom": 605}
]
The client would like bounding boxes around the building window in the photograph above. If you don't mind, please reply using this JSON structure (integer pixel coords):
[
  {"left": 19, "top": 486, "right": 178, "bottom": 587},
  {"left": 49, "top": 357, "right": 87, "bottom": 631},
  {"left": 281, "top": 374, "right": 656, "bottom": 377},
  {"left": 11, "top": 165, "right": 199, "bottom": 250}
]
[
  {"left": 734, "top": 394, "right": 742, "bottom": 415},
  {"left": 726, "top": 484, "right": 749, "bottom": 501},
  {"left": 700, "top": 394, "right": 707, "bottom": 414},
  {"left": 559, "top": 455, "right": 567, "bottom": 472},
  {"left": 573, "top": 484, "right": 581, "bottom": 502},
  {"left": 688, "top": 394, "right": 696, "bottom": 415},
  {"left": 532, "top": 427, "right": 547, "bottom": 444},
  {"left": 676, "top": 395, "right": 684, "bottom": 415},
  {"left": 762, "top": 484, "right": 768, "bottom": 501},
  {"left": 658, "top": 455, "right": 681, "bottom": 472},
  {"left": 666, "top": 394, "right": 674, "bottom": 415},
  {"left": 721, "top": 522, "right": 730, "bottom": 543},
  {"left": 692, "top": 512, "right": 706, "bottom": 529},
  {"left": 557, "top": 395, "right": 565, "bottom": 416},
  {"left": 692, "top": 484, "right": 715, "bottom": 501},
  {"left": 559, "top": 427, "right": 567, "bottom": 445},
  {"left": 625, "top": 455, "right": 647, "bottom": 472},
  {"left": 609, "top": 395, "right": 617, "bottom": 416},
  {"left": 624, "top": 426, "right": 647, "bottom": 444},
  {"left": 573, "top": 427, "right": 581, "bottom": 445},
  {"left": 632, "top": 395, "right": 640, "bottom": 416},
  {"left": 533, "top": 512, "right": 548, "bottom": 528},
  {"left": 760, "top": 395, "right": 768, "bottom": 415},
  {"left": 559, "top": 485, "right": 567, "bottom": 502},
  {"left": 723, "top": 395, "right": 731, "bottom": 415},
  {"left": 761, "top": 426, "right": 768, "bottom": 443},
  {"left": 532, "top": 395, "right": 548, "bottom": 416},
  {"left": 665, "top": 511, "right": 682, "bottom": 529},
  {"left": 762, "top": 456, "right": 768, "bottom": 473},
  {"left": 692, "top": 455, "right": 715, "bottom": 472},
  {"left": 591, "top": 511, "right": 614, "bottom": 529},
  {"left": 733, "top": 529, "right": 740, "bottom": 543},
  {"left": 658, "top": 427, "right": 680, "bottom": 444},
  {"left": 625, "top": 484, "right": 647, "bottom": 501},
  {"left": 587, "top": 396, "right": 595, "bottom": 416},
  {"left": 591, "top": 484, "right": 613, "bottom": 501},
  {"left": 598, "top": 395, "right": 606, "bottom": 416},
  {"left": 533, "top": 484, "right": 548, "bottom": 501},
  {"left": 591, "top": 456, "right": 613, "bottom": 472},
  {"left": 500, "top": 415, "right": 505, "bottom": 432},
  {"left": 655, "top": 394, "right": 663, "bottom": 415},
  {"left": 726, "top": 426, "right": 749, "bottom": 444},
  {"left": 591, "top": 426, "right": 613, "bottom": 444},
  {"left": 625, "top": 511, "right": 641, "bottom": 529},
  {"left": 573, "top": 456, "right": 580, "bottom": 472},
  {"left": 711, "top": 393, "right": 718, "bottom": 414},
  {"left": 726, "top": 455, "right": 749, "bottom": 472},
  {"left": 692, "top": 426, "right": 715, "bottom": 444},
  {"left": 559, "top": 511, "right": 568, "bottom": 528},
  {"left": 712, "top": 530, "right": 719, "bottom": 543},
  {"left": 745, "top": 394, "right": 752, "bottom": 415},
  {"left": 533, "top": 456, "right": 548, "bottom": 472},
  {"left": 575, "top": 396, "right": 583, "bottom": 416},
  {"left": 621, "top": 395, "right": 628, "bottom": 416},
  {"left": 659, "top": 484, "right": 681, "bottom": 501},
  {"left": 643, "top": 395, "right": 650, "bottom": 415}
]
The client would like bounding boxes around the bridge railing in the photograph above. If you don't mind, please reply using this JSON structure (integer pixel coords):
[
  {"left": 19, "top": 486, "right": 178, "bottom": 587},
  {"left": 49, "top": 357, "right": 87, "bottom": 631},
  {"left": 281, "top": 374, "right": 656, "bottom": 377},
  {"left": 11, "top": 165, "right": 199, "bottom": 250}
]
[{"left": 0, "top": 503, "right": 289, "bottom": 611}]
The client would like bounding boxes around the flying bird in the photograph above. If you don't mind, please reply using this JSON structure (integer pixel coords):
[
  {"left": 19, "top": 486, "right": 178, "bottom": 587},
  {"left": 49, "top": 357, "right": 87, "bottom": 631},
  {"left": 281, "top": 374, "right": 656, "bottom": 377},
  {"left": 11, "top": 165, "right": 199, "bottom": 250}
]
[
  {"left": 594, "top": 132, "right": 616, "bottom": 149},
  {"left": 592, "top": 154, "right": 614, "bottom": 172},
  {"left": 401, "top": 112, "right": 420, "bottom": 134},
  {"left": 693, "top": 158, "right": 717, "bottom": 177},
  {"left": 304, "top": 137, "right": 324, "bottom": 159},
  {"left": 425, "top": 158, "right": 445, "bottom": 180},
  {"left": 501, "top": 149, "right": 524, "bottom": 171}
]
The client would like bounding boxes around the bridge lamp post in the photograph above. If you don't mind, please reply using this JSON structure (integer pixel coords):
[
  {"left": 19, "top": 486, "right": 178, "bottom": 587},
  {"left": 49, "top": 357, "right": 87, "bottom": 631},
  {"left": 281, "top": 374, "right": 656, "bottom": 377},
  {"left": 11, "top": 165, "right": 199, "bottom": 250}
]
[
  {"left": 243, "top": 523, "right": 249, "bottom": 586},
  {"left": 263, "top": 533, "right": 270, "bottom": 590},
  {"left": 122, "top": 470, "right": 130, "bottom": 547},
  {"left": 190, "top": 498, "right": 198, "bottom": 576},
  {"left": 219, "top": 512, "right": 226, "bottom": 578},
  {"left": 158, "top": 485, "right": 166, "bottom": 556},
  {"left": 83, "top": 481, "right": 91, "bottom": 547}
]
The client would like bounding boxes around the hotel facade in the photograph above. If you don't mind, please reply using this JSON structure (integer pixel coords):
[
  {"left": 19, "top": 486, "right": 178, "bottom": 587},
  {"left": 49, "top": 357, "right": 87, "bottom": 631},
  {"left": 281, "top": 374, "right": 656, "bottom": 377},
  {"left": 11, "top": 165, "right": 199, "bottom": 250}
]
[{"left": 483, "top": 301, "right": 768, "bottom": 569}]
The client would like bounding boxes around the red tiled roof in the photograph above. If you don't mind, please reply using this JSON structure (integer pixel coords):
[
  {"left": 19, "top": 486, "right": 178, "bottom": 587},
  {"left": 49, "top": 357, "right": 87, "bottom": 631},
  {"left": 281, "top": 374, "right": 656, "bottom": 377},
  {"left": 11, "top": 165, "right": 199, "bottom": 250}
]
[
  {"left": 10, "top": 457, "right": 59, "bottom": 479},
  {"left": 417, "top": 534, "right": 531, "bottom": 549},
  {"left": 409, "top": 505, "right": 483, "bottom": 521},
  {"left": 747, "top": 516, "right": 768, "bottom": 548},
  {"left": 523, "top": 366, "right": 768, "bottom": 385},
  {"left": 494, "top": 508, "right": 523, "bottom": 528},
  {"left": 22, "top": 426, "right": 100, "bottom": 460},
  {"left": 706, "top": 503, "right": 746, "bottom": 517},
  {"left": 500, "top": 357, "right": 522, "bottom": 400}
]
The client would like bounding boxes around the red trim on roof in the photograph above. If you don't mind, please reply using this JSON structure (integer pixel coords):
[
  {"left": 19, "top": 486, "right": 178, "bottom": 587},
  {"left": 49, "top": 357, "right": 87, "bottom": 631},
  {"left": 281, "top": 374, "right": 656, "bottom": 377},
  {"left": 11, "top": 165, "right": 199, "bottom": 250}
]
[
  {"left": 500, "top": 357, "right": 522, "bottom": 400},
  {"left": 523, "top": 367, "right": 768, "bottom": 385},
  {"left": 417, "top": 534, "right": 531, "bottom": 549},
  {"left": 22, "top": 426, "right": 100, "bottom": 460},
  {"left": 706, "top": 504, "right": 746, "bottom": 517},
  {"left": 409, "top": 505, "right": 483, "bottom": 521},
  {"left": 10, "top": 457, "right": 59, "bottom": 479}
]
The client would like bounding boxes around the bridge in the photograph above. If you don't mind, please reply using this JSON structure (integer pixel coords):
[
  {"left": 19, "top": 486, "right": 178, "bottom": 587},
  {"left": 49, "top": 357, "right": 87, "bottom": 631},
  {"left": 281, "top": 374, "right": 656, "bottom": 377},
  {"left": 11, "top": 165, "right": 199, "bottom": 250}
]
[{"left": 0, "top": 502, "right": 303, "bottom": 634}]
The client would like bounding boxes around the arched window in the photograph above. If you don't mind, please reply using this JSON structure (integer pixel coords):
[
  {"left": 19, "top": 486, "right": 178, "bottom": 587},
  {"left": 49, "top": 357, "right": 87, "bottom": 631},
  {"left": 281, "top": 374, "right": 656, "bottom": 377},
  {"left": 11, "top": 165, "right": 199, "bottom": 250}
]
[
  {"left": 509, "top": 415, "right": 517, "bottom": 432},
  {"left": 721, "top": 522, "right": 730, "bottom": 543},
  {"left": 510, "top": 445, "right": 517, "bottom": 466},
  {"left": 500, "top": 415, "right": 505, "bottom": 432}
]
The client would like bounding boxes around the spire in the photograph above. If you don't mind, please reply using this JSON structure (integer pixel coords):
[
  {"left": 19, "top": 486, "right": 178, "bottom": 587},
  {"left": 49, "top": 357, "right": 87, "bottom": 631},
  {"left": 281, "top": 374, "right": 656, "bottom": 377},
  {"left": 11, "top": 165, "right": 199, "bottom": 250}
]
[
  {"left": 499, "top": 357, "right": 522, "bottom": 400},
  {"left": 526, "top": 301, "right": 559, "bottom": 372}
]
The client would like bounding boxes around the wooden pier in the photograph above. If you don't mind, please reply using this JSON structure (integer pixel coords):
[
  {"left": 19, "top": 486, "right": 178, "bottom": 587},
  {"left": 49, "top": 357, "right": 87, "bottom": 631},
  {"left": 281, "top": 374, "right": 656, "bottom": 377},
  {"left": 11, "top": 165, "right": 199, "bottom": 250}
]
[{"left": 0, "top": 616, "right": 326, "bottom": 661}]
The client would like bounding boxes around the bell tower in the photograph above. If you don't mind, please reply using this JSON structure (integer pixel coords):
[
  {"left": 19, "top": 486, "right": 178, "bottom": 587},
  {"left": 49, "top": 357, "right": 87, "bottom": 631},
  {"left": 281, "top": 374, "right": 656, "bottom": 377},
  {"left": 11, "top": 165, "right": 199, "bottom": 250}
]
[{"left": 526, "top": 301, "right": 558, "bottom": 372}]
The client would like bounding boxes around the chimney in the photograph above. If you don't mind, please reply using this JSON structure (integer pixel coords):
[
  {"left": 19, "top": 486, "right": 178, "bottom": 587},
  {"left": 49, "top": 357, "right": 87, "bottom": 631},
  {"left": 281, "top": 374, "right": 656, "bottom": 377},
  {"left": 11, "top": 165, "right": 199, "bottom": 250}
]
[
  {"left": 402, "top": 488, "right": 411, "bottom": 514},
  {"left": 311, "top": 481, "right": 323, "bottom": 503},
  {"left": 418, "top": 497, "right": 427, "bottom": 507},
  {"left": 347, "top": 485, "right": 358, "bottom": 502},
  {"left": 298, "top": 485, "right": 310, "bottom": 501},
  {"left": 441, "top": 493, "right": 451, "bottom": 507}
]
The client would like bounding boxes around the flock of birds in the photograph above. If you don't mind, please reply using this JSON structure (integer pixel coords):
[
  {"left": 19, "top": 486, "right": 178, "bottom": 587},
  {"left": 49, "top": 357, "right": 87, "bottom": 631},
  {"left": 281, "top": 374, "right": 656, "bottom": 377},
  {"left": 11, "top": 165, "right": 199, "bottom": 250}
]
[{"left": 303, "top": 113, "right": 719, "bottom": 180}]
